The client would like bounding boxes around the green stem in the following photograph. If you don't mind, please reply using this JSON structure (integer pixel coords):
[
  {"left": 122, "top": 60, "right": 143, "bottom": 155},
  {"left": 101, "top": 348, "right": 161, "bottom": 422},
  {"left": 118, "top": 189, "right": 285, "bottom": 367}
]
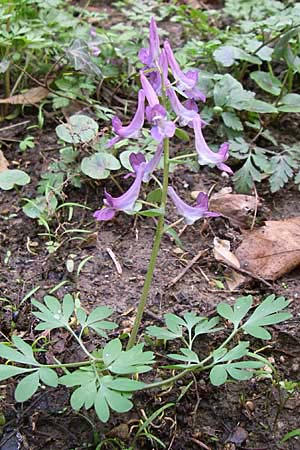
[
  {"left": 142, "top": 327, "right": 239, "bottom": 391},
  {"left": 67, "top": 325, "right": 96, "bottom": 360},
  {"left": 127, "top": 137, "right": 170, "bottom": 350},
  {"left": 169, "top": 152, "right": 197, "bottom": 162},
  {"left": 41, "top": 359, "right": 100, "bottom": 369}
]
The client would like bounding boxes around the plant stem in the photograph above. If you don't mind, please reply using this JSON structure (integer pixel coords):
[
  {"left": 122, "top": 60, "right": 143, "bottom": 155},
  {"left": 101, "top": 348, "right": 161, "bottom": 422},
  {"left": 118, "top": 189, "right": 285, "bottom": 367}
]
[
  {"left": 67, "top": 325, "right": 96, "bottom": 360},
  {"left": 127, "top": 137, "right": 170, "bottom": 350},
  {"left": 142, "top": 327, "right": 240, "bottom": 390}
]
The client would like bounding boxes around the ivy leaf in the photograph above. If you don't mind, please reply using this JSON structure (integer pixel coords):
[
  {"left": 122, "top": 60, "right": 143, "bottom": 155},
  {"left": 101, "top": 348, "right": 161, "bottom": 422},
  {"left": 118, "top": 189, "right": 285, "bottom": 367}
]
[
  {"left": 15, "top": 371, "right": 40, "bottom": 402},
  {"left": 213, "top": 46, "right": 260, "bottom": 67},
  {"left": 242, "top": 294, "right": 291, "bottom": 339},
  {"left": 56, "top": 115, "right": 98, "bottom": 144},
  {"left": 214, "top": 74, "right": 254, "bottom": 109},
  {"left": 66, "top": 39, "right": 102, "bottom": 76},
  {"left": 269, "top": 154, "right": 297, "bottom": 193},
  {"left": 0, "top": 169, "right": 30, "bottom": 191},
  {"left": 250, "top": 71, "right": 282, "bottom": 96},
  {"left": 81, "top": 152, "right": 121, "bottom": 179},
  {"left": 217, "top": 296, "right": 253, "bottom": 329}
]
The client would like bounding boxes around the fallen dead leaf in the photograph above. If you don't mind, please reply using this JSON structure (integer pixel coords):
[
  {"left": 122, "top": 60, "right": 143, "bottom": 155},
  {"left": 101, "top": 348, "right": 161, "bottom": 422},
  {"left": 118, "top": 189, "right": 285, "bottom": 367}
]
[
  {"left": 226, "top": 426, "right": 248, "bottom": 445},
  {"left": 0, "top": 86, "right": 49, "bottom": 105},
  {"left": 210, "top": 187, "right": 259, "bottom": 229},
  {"left": 213, "top": 237, "right": 240, "bottom": 269},
  {"left": 184, "top": 0, "right": 199, "bottom": 7},
  {"left": 226, "top": 270, "right": 248, "bottom": 291},
  {"left": 235, "top": 218, "right": 300, "bottom": 280},
  {"left": 0, "top": 150, "right": 9, "bottom": 172}
]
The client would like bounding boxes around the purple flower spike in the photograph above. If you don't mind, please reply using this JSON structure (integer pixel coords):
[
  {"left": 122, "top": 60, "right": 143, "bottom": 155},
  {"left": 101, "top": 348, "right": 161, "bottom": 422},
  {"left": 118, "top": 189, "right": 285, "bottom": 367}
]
[
  {"left": 139, "top": 17, "right": 160, "bottom": 66},
  {"left": 106, "top": 90, "right": 145, "bottom": 148},
  {"left": 164, "top": 41, "right": 206, "bottom": 102},
  {"left": 167, "top": 88, "right": 199, "bottom": 127},
  {"left": 141, "top": 72, "right": 175, "bottom": 142},
  {"left": 193, "top": 116, "right": 233, "bottom": 174},
  {"left": 168, "top": 186, "right": 219, "bottom": 225},
  {"left": 129, "top": 143, "right": 163, "bottom": 182},
  {"left": 94, "top": 163, "right": 146, "bottom": 221},
  {"left": 140, "top": 72, "right": 160, "bottom": 107}
]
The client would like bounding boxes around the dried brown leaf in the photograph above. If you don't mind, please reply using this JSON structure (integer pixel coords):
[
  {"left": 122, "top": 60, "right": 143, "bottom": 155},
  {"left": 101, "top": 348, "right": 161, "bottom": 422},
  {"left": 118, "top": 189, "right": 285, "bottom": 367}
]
[
  {"left": 210, "top": 188, "right": 259, "bottom": 229},
  {"left": 213, "top": 237, "right": 240, "bottom": 269},
  {"left": 235, "top": 218, "right": 300, "bottom": 280},
  {"left": 0, "top": 150, "right": 9, "bottom": 172},
  {"left": 226, "top": 270, "right": 248, "bottom": 291},
  {"left": 0, "top": 86, "right": 49, "bottom": 105}
]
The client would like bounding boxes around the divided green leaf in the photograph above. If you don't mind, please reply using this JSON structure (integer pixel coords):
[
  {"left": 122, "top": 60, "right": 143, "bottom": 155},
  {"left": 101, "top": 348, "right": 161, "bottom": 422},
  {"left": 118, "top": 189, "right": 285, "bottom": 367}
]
[{"left": 242, "top": 294, "right": 291, "bottom": 339}]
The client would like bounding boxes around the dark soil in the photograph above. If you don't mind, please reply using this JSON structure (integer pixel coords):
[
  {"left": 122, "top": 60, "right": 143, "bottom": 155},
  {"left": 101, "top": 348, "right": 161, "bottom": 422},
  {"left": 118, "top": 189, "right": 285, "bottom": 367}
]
[
  {"left": 1, "top": 3, "right": 300, "bottom": 450},
  {"left": 1, "top": 113, "right": 300, "bottom": 450}
]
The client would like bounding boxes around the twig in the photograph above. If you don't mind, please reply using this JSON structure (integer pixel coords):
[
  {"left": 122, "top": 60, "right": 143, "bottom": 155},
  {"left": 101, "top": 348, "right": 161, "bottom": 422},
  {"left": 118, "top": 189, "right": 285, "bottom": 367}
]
[
  {"left": 250, "top": 183, "right": 259, "bottom": 230},
  {"left": 168, "top": 249, "right": 208, "bottom": 288},
  {"left": 0, "top": 120, "right": 30, "bottom": 135},
  {"left": 106, "top": 247, "right": 122, "bottom": 275},
  {"left": 190, "top": 437, "right": 211, "bottom": 450},
  {"left": 222, "top": 262, "right": 273, "bottom": 288}
]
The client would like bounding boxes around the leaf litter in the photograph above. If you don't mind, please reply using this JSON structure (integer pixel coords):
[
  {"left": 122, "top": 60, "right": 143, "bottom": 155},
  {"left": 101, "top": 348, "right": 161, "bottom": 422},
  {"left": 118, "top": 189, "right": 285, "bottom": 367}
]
[{"left": 235, "top": 217, "right": 300, "bottom": 280}]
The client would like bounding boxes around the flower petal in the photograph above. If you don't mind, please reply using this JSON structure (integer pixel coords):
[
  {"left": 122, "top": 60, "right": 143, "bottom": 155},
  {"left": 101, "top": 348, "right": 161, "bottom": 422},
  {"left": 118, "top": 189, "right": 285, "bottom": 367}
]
[
  {"left": 140, "top": 72, "right": 159, "bottom": 107},
  {"left": 168, "top": 186, "right": 213, "bottom": 225},
  {"left": 106, "top": 90, "right": 145, "bottom": 147},
  {"left": 94, "top": 207, "right": 116, "bottom": 221},
  {"left": 193, "top": 116, "right": 232, "bottom": 173}
]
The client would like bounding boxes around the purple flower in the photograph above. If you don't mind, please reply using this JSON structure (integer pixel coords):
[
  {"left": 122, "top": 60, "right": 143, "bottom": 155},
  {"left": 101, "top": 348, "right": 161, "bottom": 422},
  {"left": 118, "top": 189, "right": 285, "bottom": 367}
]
[
  {"left": 94, "top": 162, "right": 146, "bottom": 221},
  {"left": 106, "top": 90, "right": 145, "bottom": 147},
  {"left": 193, "top": 116, "right": 233, "bottom": 174},
  {"left": 167, "top": 88, "right": 199, "bottom": 127},
  {"left": 164, "top": 41, "right": 206, "bottom": 102},
  {"left": 129, "top": 143, "right": 163, "bottom": 182},
  {"left": 168, "top": 186, "right": 219, "bottom": 225},
  {"left": 140, "top": 72, "right": 175, "bottom": 142},
  {"left": 139, "top": 17, "right": 160, "bottom": 67},
  {"left": 88, "top": 27, "right": 101, "bottom": 56},
  {"left": 90, "top": 45, "right": 101, "bottom": 56}
]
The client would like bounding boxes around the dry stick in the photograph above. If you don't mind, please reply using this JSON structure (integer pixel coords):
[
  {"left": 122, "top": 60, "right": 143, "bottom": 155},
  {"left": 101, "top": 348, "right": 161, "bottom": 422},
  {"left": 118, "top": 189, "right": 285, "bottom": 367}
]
[
  {"left": 0, "top": 120, "right": 30, "bottom": 135},
  {"left": 190, "top": 437, "right": 211, "bottom": 450},
  {"left": 250, "top": 183, "right": 259, "bottom": 231},
  {"left": 168, "top": 249, "right": 209, "bottom": 288},
  {"left": 222, "top": 262, "right": 273, "bottom": 288},
  {"left": 106, "top": 247, "right": 122, "bottom": 275}
]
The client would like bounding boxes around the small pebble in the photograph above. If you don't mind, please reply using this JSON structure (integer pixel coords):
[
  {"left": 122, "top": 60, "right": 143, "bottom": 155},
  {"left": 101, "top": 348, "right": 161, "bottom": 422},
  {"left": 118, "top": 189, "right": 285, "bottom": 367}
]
[{"left": 245, "top": 400, "right": 255, "bottom": 412}]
